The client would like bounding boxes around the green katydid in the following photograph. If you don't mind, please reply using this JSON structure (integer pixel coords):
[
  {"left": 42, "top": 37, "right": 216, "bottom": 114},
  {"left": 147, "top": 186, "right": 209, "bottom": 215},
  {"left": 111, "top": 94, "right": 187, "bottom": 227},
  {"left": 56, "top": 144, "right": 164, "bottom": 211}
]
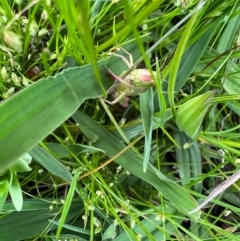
[{"left": 103, "top": 48, "right": 156, "bottom": 107}]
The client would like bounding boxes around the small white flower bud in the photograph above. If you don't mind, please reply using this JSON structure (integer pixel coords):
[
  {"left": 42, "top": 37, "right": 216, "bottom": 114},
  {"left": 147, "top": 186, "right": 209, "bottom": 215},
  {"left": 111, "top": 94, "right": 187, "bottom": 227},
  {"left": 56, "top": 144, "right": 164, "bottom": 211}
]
[
  {"left": 3, "top": 87, "right": 15, "bottom": 99},
  {"left": 38, "top": 28, "right": 48, "bottom": 36},
  {"left": 11, "top": 72, "right": 21, "bottom": 86},
  {"left": 29, "top": 20, "right": 39, "bottom": 36},
  {"left": 1, "top": 67, "right": 8, "bottom": 80},
  {"left": 3, "top": 30, "right": 23, "bottom": 52}
]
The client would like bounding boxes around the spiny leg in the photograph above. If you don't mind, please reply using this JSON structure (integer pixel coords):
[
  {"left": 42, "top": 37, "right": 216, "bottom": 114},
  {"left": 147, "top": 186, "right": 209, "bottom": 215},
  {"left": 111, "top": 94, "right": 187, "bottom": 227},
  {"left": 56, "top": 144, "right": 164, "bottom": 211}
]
[
  {"left": 101, "top": 91, "right": 128, "bottom": 106},
  {"left": 118, "top": 47, "right": 134, "bottom": 68},
  {"left": 108, "top": 47, "right": 133, "bottom": 69},
  {"left": 105, "top": 66, "right": 131, "bottom": 87},
  {"left": 104, "top": 48, "right": 136, "bottom": 90}
]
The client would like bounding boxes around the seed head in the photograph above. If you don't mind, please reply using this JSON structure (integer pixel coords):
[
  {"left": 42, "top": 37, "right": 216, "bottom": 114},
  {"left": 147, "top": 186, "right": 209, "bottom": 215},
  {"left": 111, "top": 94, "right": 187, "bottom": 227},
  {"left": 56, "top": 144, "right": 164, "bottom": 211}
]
[{"left": 3, "top": 30, "right": 23, "bottom": 52}]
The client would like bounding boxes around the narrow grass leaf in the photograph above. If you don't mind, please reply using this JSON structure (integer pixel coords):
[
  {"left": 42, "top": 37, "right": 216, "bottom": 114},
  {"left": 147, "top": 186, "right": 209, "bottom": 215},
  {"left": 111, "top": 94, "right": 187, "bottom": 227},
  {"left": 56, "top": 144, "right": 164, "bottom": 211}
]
[
  {"left": 188, "top": 138, "right": 202, "bottom": 193},
  {"left": 168, "top": 1, "right": 204, "bottom": 114},
  {"left": 174, "top": 130, "right": 191, "bottom": 186},
  {"left": 49, "top": 219, "right": 91, "bottom": 235},
  {"left": 174, "top": 25, "right": 217, "bottom": 92},
  {"left": 115, "top": 206, "right": 184, "bottom": 241},
  {"left": 77, "top": 0, "right": 106, "bottom": 94},
  {"left": 133, "top": 206, "right": 184, "bottom": 241},
  {"left": 56, "top": 170, "right": 79, "bottom": 238},
  {"left": 217, "top": 8, "right": 240, "bottom": 52},
  {"left": 0, "top": 182, "right": 8, "bottom": 212},
  {"left": 8, "top": 172, "right": 22, "bottom": 211},
  {"left": 140, "top": 88, "right": 154, "bottom": 172},
  {"left": 111, "top": 110, "right": 173, "bottom": 141},
  {"left": 3, "top": 199, "right": 58, "bottom": 211}
]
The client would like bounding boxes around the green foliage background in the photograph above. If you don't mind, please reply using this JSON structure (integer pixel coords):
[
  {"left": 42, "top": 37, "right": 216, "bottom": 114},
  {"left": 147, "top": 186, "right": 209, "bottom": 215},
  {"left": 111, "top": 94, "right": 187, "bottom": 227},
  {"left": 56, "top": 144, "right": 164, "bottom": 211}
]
[{"left": 0, "top": 0, "right": 240, "bottom": 240}]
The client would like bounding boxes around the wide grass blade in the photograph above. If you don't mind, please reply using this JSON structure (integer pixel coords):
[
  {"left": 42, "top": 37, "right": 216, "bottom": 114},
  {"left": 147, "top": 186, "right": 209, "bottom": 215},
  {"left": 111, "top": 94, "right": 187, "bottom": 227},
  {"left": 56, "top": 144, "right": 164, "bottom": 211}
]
[
  {"left": 0, "top": 200, "right": 83, "bottom": 241},
  {"left": 0, "top": 58, "right": 109, "bottom": 171}
]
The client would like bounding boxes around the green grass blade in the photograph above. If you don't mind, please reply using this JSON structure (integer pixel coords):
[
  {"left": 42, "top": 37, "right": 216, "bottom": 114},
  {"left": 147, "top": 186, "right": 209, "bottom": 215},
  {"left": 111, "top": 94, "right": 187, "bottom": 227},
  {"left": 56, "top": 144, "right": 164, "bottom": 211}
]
[
  {"left": 45, "top": 143, "right": 105, "bottom": 158},
  {"left": 140, "top": 88, "right": 154, "bottom": 172},
  {"left": 8, "top": 172, "right": 23, "bottom": 211},
  {"left": 56, "top": 170, "right": 79, "bottom": 238},
  {"left": 0, "top": 182, "right": 8, "bottom": 212},
  {"left": 173, "top": 25, "right": 217, "bottom": 92},
  {"left": 217, "top": 6, "right": 240, "bottom": 52},
  {"left": 174, "top": 130, "right": 191, "bottom": 186},
  {"left": 168, "top": 2, "right": 204, "bottom": 115}
]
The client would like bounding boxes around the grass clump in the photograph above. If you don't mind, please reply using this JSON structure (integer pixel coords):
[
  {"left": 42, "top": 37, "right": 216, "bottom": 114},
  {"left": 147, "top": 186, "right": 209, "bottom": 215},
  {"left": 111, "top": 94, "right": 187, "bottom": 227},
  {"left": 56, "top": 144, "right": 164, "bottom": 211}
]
[{"left": 0, "top": 0, "right": 240, "bottom": 240}]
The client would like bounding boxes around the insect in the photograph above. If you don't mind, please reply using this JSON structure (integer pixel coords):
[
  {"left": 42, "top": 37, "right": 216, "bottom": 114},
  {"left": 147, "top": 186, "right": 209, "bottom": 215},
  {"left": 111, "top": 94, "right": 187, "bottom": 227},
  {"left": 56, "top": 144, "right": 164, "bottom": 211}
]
[{"left": 103, "top": 48, "right": 156, "bottom": 107}]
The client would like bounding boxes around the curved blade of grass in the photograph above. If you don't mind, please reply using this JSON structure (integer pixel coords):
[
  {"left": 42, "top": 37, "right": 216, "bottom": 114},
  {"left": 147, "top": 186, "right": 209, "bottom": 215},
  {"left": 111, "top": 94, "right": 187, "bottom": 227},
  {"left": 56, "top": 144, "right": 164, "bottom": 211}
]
[
  {"left": 56, "top": 170, "right": 79, "bottom": 238},
  {"left": 0, "top": 40, "right": 143, "bottom": 172},
  {"left": 73, "top": 111, "right": 201, "bottom": 219},
  {"left": 140, "top": 88, "right": 154, "bottom": 172},
  {"left": 173, "top": 24, "right": 218, "bottom": 92},
  {"left": 8, "top": 172, "right": 22, "bottom": 211},
  {"left": 0, "top": 58, "right": 109, "bottom": 172},
  {"left": 168, "top": 1, "right": 204, "bottom": 115},
  {"left": 111, "top": 110, "right": 173, "bottom": 141}
]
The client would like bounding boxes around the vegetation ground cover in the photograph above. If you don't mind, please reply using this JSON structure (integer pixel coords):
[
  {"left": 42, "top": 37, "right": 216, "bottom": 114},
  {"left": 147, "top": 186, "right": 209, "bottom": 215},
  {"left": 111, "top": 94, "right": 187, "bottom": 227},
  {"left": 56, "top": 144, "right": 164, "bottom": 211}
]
[{"left": 0, "top": 0, "right": 240, "bottom": 240}]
